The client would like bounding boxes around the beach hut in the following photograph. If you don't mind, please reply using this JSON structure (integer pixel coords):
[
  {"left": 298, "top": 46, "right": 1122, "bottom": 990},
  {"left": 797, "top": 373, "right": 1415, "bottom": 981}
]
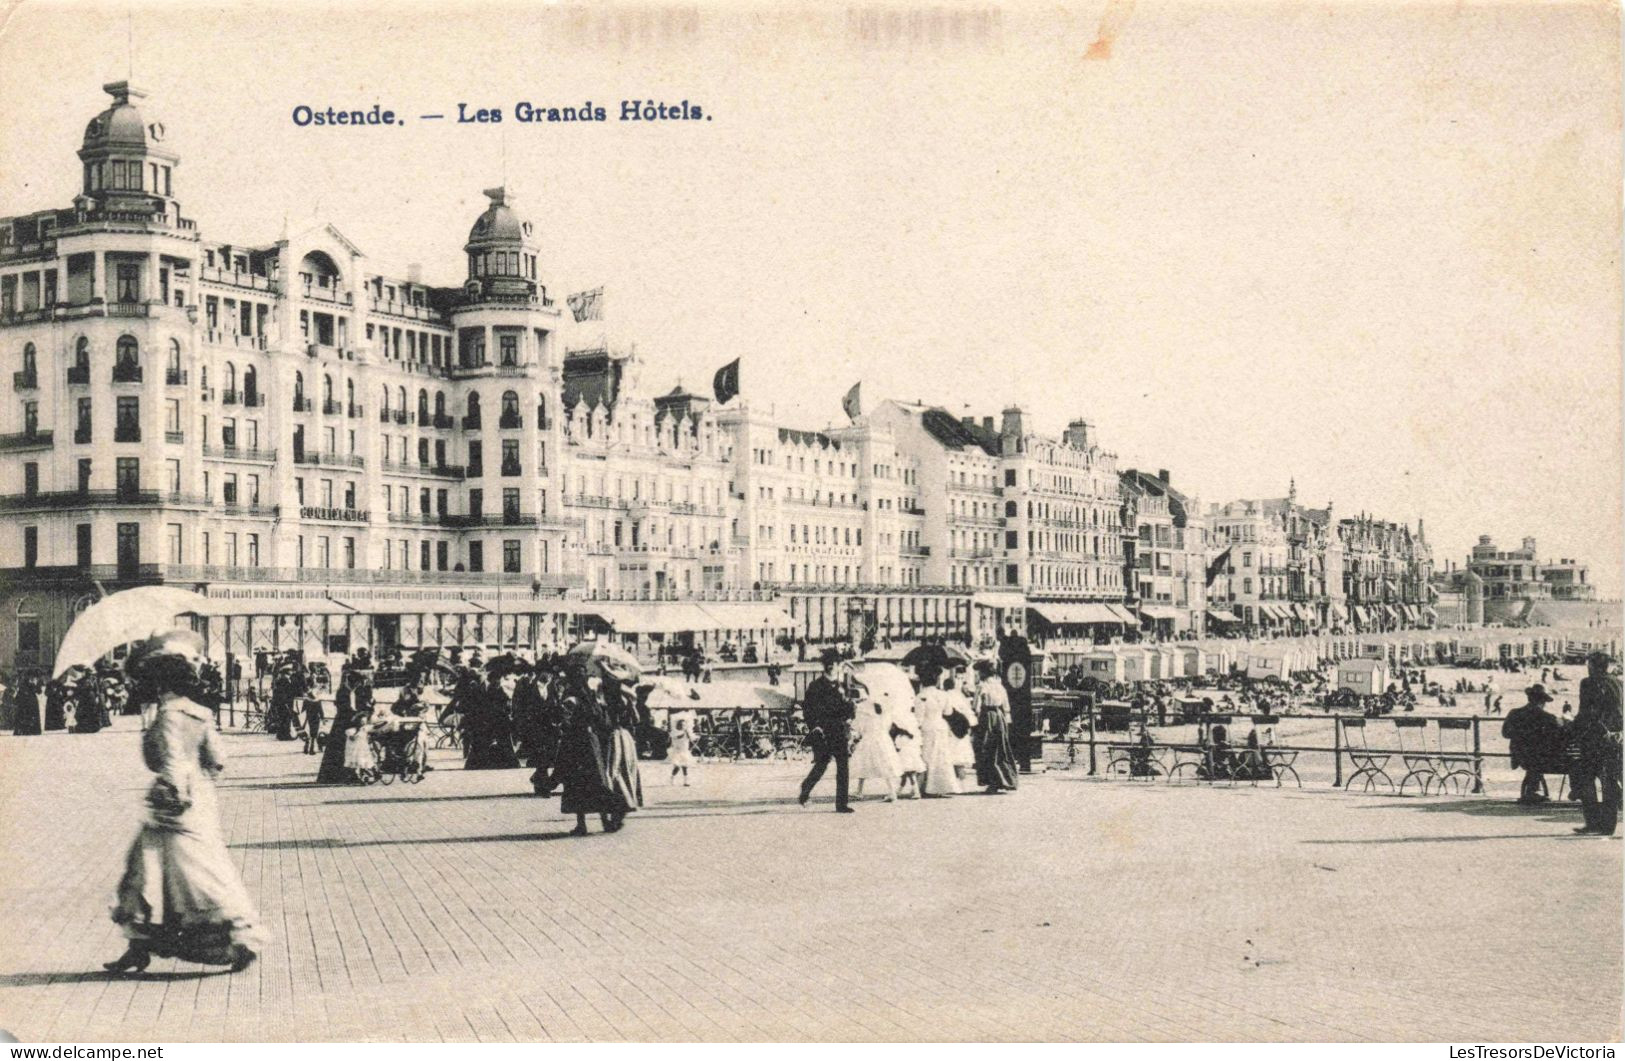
[{"left": 1337, "top": 657, "right": 1390, "bottom": 695}]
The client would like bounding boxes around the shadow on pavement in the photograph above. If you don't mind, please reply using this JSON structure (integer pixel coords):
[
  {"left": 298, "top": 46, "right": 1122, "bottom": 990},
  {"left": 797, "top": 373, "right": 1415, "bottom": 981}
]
[
  {"left": 0, "top": 969, "right": 226, "bottom": 988},
  {"left": 1303, "top": 832, "right": 1588, "bottom": 846},
  {"left": 1356, "top": 796, "right": 1587, "bottom": 826},
  {"left": 230, "top": 830, "right": 581, "bottom": 850}
]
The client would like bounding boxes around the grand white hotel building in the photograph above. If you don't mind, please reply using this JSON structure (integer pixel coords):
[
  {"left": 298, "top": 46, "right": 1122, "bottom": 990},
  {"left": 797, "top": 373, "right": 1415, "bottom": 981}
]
[{"left": 0, "top": 82, "right": 995, "bottom": 671}]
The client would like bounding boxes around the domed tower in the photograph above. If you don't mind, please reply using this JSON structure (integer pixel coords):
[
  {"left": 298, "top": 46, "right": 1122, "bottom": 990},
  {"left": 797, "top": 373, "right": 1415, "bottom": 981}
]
[
  {"left": 75, "top": 82, "right": 180, "bottom": 219},
  {"left": 462, "top": 187, "right": 542, "bottom": 304}
]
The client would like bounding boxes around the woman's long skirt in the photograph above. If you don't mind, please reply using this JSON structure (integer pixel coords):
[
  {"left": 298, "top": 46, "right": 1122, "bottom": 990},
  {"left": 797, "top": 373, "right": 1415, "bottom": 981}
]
[
  {"left": 111, "top": 781, "right": 267, "bottom": 965},
  {"left": 919, "top": 722, "right": 961, "bottom": 796},
  {"left": 605, "top": 728, "right": 644, "bottom": 813},
  {"left": 557, "top": 727, "right": 617, "bottom": 816},
  {"left": 12, "top": 693, "right": 41, "bottom": 736},
  {"left": 974, "top": 710, "right": 1020, "bottom": 791}
]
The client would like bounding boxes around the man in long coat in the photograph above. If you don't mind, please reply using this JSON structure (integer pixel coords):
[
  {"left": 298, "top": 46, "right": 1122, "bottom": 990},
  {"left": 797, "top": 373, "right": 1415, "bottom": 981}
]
[
  {"left": 1570, "top": 653, "right": 1622, "bottom": 836},
  {"left": 798, "top": 649, "right": 855, "bottom": 812}
]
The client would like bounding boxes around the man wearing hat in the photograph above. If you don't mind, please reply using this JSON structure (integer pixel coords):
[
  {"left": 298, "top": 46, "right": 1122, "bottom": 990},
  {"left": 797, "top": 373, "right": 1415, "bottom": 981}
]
[
  {"left": 798, "top": 648, "right": 855, "bottom": 812},
  {"left": 1502, "top": 684, "right": 1561, "bottom": 804},
  {"left": 1570, "top": 652, "right": 1622, "bottom": 836}
]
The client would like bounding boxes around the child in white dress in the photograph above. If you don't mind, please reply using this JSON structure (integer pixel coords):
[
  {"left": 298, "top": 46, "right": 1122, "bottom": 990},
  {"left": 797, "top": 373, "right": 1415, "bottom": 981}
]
[
  {"left": 668, "top": 709, "right": 695, "bottom": 786},
  {"left": 850, "top": 697, "right": 901, "bottom": 801}
]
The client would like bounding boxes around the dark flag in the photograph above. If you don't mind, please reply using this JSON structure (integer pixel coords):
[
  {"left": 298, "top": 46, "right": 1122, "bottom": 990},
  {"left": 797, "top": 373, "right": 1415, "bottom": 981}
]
[
  {"left": 713, "top": 358, "right": 740, "bottom": 404},
  {"left": 841, "top": 381, "right": 862, "bottom": 422}
]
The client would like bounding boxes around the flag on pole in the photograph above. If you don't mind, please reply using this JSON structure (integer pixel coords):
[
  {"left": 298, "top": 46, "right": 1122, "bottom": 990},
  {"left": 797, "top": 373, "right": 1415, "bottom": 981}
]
[
  {"left": 567, "top": 286, "right": 604, "bottom": 323},
  {"left": 841, "top": 381, "right": 862, "bottom": 422},
  {"left": 713, "top": 358, "right": 740, "bottom": 404}
]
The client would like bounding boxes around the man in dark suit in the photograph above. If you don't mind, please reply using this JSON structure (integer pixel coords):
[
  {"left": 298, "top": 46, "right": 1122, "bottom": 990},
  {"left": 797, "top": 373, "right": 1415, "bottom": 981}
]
[
  {"left": 1570, "top": 653, "right": 1622, "bottom": 836},
  {"left": 1502, "top": 684, "right": 1562, "bottom": 804},
  {"left": 798, "top": 649, "right": 855, "bottom": 813}
]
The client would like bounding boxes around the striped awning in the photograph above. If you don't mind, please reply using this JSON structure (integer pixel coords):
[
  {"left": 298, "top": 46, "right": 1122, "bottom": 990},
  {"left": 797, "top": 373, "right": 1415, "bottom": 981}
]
[
  {"left": 696, "top": 602, "right": 795, "bottom": 630},
  {"left": 1106, "top": 604, "right": 1141, "bottom": 624},
  {"left": 1206, "top": 608, "right": 1241, "bottom": 623},
  {"left": 1029, "top": 603, "right": 1123, "bottom": 625},
  {"left": 191, "top": 596, "right": 356, "bottom": 617},
  {"left": 333, "top": 597, "right": 490, "bottom": 616},
  {"left": 579, "top": 602, "right": 719, "bottom": 633},
  {"left": 1138, "top": 604, "right": 1181, "bottom": 621}
]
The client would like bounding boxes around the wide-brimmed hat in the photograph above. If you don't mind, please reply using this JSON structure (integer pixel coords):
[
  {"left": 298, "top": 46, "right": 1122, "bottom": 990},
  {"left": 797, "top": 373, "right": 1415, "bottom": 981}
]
[
  {"left": 818, "top": 647, "right": 845, "bottom": 667},
  {"left": 1525, "top": 684, "right": 1553, "bottom": 704}
]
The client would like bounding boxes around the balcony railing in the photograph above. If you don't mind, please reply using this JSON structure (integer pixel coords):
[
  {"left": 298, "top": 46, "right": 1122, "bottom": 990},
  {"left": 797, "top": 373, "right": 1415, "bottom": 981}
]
[
  {"left": 462, "top": 413, "right": 481, "bottom": 430},
  {"left": 292, "top": 397, "right": 313, "bottom": 412},
  {"left": 322, "top": 399, "right": 343, "bottom": 416},
  {"left": 164, "top": 430, "right": 184, "bottom": 444},
  {"left": 243, "top": 392, "right": 263, "bottom": 408},
  {"left": 442, "top": 513, "right": 540, "bottom": 529},
  {"left": 392, "top": 410, "right": 410, "bottom": 425},
  {"left": 165, "top": 368, "right": 186, "bottom": 386},
  {"left": 295, "top": 451, "right": 365, "bottom": 470},
  {"left": 73, "top": 427, "right": 91, "bottom": 444},
  {"left": 379, "top": 409, "right": 392, "bottom": 424},
  {"left": 0, "top": 429, "right": 52, "bottom": 452},
  {"left": 67, "top": 365, "right": 90, "bottom": 385},
  {"left": 202, "top": 444, "right": 277, "bottom": 462},
  {"left": 432, "top": 413, "right": 454, "bottom": 429},
  {"left": 299, "top": 505, "right": 369, "bottom": 523},
  {"left": 0, "top": 488, "right": 160, "bottom": 511},
  {"left": 111, "top": 362, "right": 143, "bottom": 383},
  {"left": 12, "top": 370, "right": 37, "bottom": 390},
  {"left": 500, "top": 461, "right": 522, "bottom": 477},
  {"left": 498, "top": 412, "right": 522, "bottom": 429},
  {"left": 221, "top": 389, "right": 240, "bottom": 405},
  {"left": 348, "top": 404, "right": 364, "bottom": 419},
  {"left": 380, "top": 458, "right": 466, "bottom": 480},
  {"left": 114, "top": 424, "right": 141, "bottom": 443},
  {"left": 466, "top": 463, "right": 483, "bottom": 478}
]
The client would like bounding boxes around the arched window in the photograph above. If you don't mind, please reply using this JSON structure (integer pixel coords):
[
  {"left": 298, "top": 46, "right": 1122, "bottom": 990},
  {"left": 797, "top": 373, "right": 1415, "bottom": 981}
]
[
  {"left": 224, "top": 362, "right": 237, "bottom": 393},
  {"left": 243, "top": 365, "right": 257, "bottom": 403},
  {"left": 501, "top": 391, "right": 519, "bottom": 415},
  {"left": 537, "top": 395, "right": 547, "bottom": 429},
  {"left": 380, "top": 385, "right": 391, "bottom": 412},
  {"left": 417, "top": 389, "right": 429, "bottom": 421},
  {"left": 434, "top": 391, "right": 446, "bottom": 416},
  {"left": 116, "top": 335, "right": 139, "bottom": 367},
  {"left": 294, "top": 371, "right": 305, "bottom": 401},
  {"left": 467, "top": 392, "right": 481, "bottom": 416},
  {"left": 323, "top": 374, "right": 334, "bottom": 403},
  {"left": 346, "top": 378, "right": 355, "bottom": 405},
  {"left": 21, "top": 343, "right": 36, "bottom": 375},
  {"left": 74, "top": 337, "right": 90, "bottom": 370},
  {"left": 167, "top": 339, "right": 181, "bottom": 375},
  {"left": 396, "top": 386, "right": 406, "bottom": 413}
]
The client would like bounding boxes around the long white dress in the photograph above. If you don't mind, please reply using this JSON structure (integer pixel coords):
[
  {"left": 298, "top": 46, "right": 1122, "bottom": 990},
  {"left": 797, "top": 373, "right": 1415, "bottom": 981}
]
[
  {"left": 917, "top": 687, "right": 962, "bottom": 796},
  {"left": 667, "top": 710, "right": 696, "bottom": 768},
  {"left": 892, "top": 700, "right": 926, "bottom": 775},
  {"left": 112, "top": 696, "right": 268, "bottom": 964},
  {"left": 850, "top": 699, "right": 901, "bottom": 788},
  {"left": 951, "top": 686, "right": 979, "bottom": 767}
]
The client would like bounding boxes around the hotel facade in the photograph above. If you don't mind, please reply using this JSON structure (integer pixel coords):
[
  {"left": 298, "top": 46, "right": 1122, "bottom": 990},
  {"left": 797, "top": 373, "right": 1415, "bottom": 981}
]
[{"left": 2, "top": 84, "right": 1454, "bottom": 673}]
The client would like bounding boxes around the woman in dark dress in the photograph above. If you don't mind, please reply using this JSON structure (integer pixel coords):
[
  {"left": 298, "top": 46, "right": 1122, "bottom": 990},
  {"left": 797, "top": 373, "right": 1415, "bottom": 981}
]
[
  {"left": 315, "top": 666, "right": 359, "bottom": 783},
  {"left": 73, "top": 673, "right": 105, "bottom": 733},
  {"left": 43, "top": 678, "right": 68, "bottom": 731},
  {"left": 12, "top": 677, "right": 41, "bottom": 735},
  {"left": 971, "top": 660, "right": 1019, "bottom": 793},
  {"left": 555, "top": 670, "right": 619, "bottom": 836},
  {"left": 462, "top": 666, "right": 520, "bottom": 770},
  {"left": 600, "top": 678, "right": 644, "bottom": 828}
]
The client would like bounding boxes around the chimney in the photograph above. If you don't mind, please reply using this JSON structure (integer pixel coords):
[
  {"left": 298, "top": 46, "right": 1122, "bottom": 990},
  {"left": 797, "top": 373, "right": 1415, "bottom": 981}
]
[
  {"left": 407, "top": 262, "right": 423, "bottom": 283},
  {"left": 982, "top": 416, "right": 994, "bottom": 432},
  {"left": 1001, "top": 406, "right": 1024, "bottom": 439},
  {"left": 1522, "top": 536, "right": 1537, "bottom": 554},
  {"left": 1062, "top": 419, "right": 1091, "bottom": 449},
  {"left": 1157, "top": 469, "right": 1169, "bottom": 484},
  {"left": 961, "top": 416, "right": 975, "bottom": 428}
]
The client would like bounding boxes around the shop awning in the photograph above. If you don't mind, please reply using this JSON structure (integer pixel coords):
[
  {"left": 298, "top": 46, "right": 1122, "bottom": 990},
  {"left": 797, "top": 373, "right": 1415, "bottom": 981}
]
[
  {"left": 1138, "top": 604, "right": 1180, "bottom": 621},
  {"left": 1028, "top": 602, "right": 1123, "bottom": 625},
  {"left": 696, "top": 601, "right": 795, "bottom": 629},
  {"left": 190, "top": 596, "right": 356, "bottom": 617},
  {"left": 579, "top": 602, "right": 719, "bottom": 633},
  {"left": 971, "top": 591, "right": 1028, "bottom": 611},
  {"left": 1105, "top": 604, "right": 1140, "bottom": 624},
  {"left": 1206, "top": 608, "right": 1240, "bottom": 623},
  {"left": 333, "top": 597, "right": 490, "bottom": 616}
]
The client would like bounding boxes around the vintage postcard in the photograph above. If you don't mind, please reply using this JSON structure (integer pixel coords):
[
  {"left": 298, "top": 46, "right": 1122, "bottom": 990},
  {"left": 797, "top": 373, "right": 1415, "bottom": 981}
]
[{"left": 0, "top": 0, "right": 1619, "bottom": 1047}]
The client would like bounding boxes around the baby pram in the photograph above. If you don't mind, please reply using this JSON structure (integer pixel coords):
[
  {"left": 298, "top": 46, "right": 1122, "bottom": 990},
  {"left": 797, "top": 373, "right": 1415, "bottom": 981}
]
[{"left": 358, "top": 717, "right": 428, "bottom": 785}]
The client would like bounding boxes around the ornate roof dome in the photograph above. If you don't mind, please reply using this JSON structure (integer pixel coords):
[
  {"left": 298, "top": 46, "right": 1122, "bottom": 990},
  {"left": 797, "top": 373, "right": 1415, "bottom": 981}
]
[
  {"left": 467, "top": 186, "right": 531, "bottom": 244},
  {"left": 82, "top": 82, "right": 156, "bottom": 151}
]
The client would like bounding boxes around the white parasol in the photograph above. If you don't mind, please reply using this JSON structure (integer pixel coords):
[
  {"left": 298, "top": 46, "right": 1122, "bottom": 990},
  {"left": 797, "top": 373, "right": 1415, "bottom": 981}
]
[{"left": 52, "top": 587, "right": 209, "bottom": 679}]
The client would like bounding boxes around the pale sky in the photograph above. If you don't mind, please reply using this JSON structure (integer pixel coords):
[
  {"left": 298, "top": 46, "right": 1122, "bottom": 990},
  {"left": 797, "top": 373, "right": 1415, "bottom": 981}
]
[{"left": 1, "top": 0, "right": 1619, "bottom": 593}]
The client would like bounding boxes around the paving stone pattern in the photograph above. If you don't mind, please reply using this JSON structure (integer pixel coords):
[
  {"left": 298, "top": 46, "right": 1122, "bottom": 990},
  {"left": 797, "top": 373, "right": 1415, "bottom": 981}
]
[{"left": 0, "top": 720, "right": 1618, "bottom": 1042}]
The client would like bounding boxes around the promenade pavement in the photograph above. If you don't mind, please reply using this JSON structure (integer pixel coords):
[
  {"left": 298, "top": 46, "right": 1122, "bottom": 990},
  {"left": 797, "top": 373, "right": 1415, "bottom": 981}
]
[{"left": 0, "top": 718, "right": 1618, "bottom": 1042}]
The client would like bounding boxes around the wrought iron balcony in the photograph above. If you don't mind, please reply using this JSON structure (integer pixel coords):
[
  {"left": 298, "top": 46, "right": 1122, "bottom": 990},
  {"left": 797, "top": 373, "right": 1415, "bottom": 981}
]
[
  {"left": 114, "top": 424, "right": 141, "bottom": 443},
  {"left": 322, "top": 399, "right": 343, "bottom": 416},
  {"left": 498, "top": 412, "right": 522, "bottom": 429},
  {"left": 165, "top": 368, "right": 186, "bottom": 386},
  {"left": 111, "top": 361, "right": 143, "bottom": 383},
  {"left": 12, "top": 370, "right": 37, "bottom": 390},
  {"left": 67, "top": 365, "right": 90, "bottom": 385},
  {"left": 292, "top": 396, "right": 313, "bottom": 412},
  {"left": 221, "top": 389, "right": 240, "bottom": 405},
  {"left": 462, "top": 413, "right": 482, "bottom": 430},
  {"left": 0, "top": 429, "right": 52, "bottom": 452}
]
